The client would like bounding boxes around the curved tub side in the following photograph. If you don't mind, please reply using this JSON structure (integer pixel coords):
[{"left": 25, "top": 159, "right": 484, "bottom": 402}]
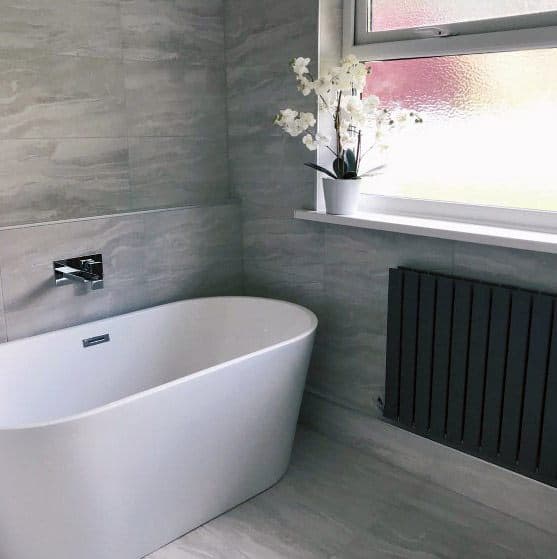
[{"left": 0, "top": 330, "right": 316, "bottom": 559}]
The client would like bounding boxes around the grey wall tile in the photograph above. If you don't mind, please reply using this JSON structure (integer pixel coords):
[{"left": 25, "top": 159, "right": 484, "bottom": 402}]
[
  {"left": 141, "top": 204, "right": 243, "bottom": 307},
  {"left": 453, "top": 241, "right": 557, "bottom": 293},
  {"left": 0, "top": 274, "right": 6, "bottom": 344},
  {"left": 0, "top": 0, "right": 122, "bottom": 59},
  {"left": 0, "top": 138, "right": 130, "bottom": 226},
  {"left": 121, "top": 0, "right": 224, "bottom": 63},
  {"left": 129, "top": 136, "right": 228, "bottom": 210},
  {"left": 308, "top": 336, "right": 387, "bottom": 416},
  {"left": 225, "top": 0, "right": 319, "bottom": 69},
  {"left": 0, "top": 214, "right": 146, "bottom": 340},
  {"left": 0, "top": 1, "right": 239, "bottom": 346},
  {"left": 124, "top": 59, "right": 227, "bottom": 137},
  {"left": 0, "top": 54, "right": 126, "bottom": 139},
  {"left": 0, "top": 204, "right": 242, "bottom": 341}
]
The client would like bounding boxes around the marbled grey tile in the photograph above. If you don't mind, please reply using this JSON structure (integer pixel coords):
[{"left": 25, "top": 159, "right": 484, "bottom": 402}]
[
  {"left": 292, "top": 228, "right": 454, "bottom": 416},
  {"left": 0, "top": 214, "right": 145, "bottom": 340},
  {"left": 300, "top": 393, "right": 557, "bottom": 537},
  {"left": 324, "top": 226, "right": 454, "bottom": 337},
  {"left": 0, "top": 0, "right": 121, "bottom": 60},
  {"left": 121, "top": 0, "right": 224, "bottom": 63},
  {"left": 0, "top": 54, "right": 126, "bottom": 139},
  {"left": 242, "top": 204, "right": 324, "bottom": 273},
  {"left": 225, "top": 0, "right": 318, "bottom": 69},
  {"left": 141, "top": 258, "right": 243, "bottom": 309},
  {"left": 0, "top": 138, "right": 130, "bottom": 226},
  {"left": 141, "top": 204, "right": 243, "bottom": 306},
  {"left": 148, "top": 427, "right": 557, "bottom": 558},
  {"left": 453, "top": 241, "right": 557, "bottom": 293},
  {"left": 308, "top": 335, "right": 387, "bottom": 417},
  {"left": 129, "top": 136, "right": 228, "bottom": 210},
  {"left": 0, "top": 275, "right": 6, "bottom": 344},
  {"left": 124, "top": 59, "right": 227, "bottom": 137},
  {"left": 243, "top": 260, "right": 324, "bottom": 318},
  {"left": 230, "top": 133, "right": 316, "bottom": 209},
  {"left": 225, "top": 0, "right": 318, "bottom": 207}
]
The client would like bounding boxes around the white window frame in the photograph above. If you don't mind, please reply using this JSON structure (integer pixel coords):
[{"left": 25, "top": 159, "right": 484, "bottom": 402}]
[
  {"left": 344, "top": 0, "right": 557, "bottom": 60},
  {"left": 337, "top": 0, "right": 557, "bottom": 234}
]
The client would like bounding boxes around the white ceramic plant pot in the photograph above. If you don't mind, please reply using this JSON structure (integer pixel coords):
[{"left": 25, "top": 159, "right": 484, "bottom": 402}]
[{"left": 322, "top": 178, "right": 361, "bottom": 215}]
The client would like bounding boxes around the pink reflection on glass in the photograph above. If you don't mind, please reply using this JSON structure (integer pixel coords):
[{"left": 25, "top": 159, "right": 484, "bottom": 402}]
[
  {"left": 363, "top": 49, "right": 557, "bottom": 210},
  {"left": 370, "top": 0, "right": 557, "bottom": 32}
]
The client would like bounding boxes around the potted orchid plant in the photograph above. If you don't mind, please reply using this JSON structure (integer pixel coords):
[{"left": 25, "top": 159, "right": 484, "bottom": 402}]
[{"left": 274, "top": 55, "right": 422, "bottom": 215}]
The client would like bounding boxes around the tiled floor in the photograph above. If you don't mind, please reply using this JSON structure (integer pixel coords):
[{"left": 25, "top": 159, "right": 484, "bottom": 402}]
[{"left": 148, "top": 427, "right": 557, "bottom": 559}]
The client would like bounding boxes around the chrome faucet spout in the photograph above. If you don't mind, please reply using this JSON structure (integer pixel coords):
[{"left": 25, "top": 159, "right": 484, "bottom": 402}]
[{"left": 53, "top": 255, "right": 104, "bottom": 290}]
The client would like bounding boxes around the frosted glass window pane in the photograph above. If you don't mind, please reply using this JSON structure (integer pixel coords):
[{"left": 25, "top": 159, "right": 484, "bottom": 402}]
[
  {"left": 370, "top": 0, "right": 557, "bottom": 32},
  {"left": 363, "top": 49, "right": 557, "bottom": 211}
]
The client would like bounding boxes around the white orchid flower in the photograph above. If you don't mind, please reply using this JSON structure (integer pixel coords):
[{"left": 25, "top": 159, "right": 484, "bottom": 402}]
[
  {"left": 275, "top": 55, "right": 420, "bottom": 179},
  {"left": 302, "top": 133, "right": 330, "bottom": 151},
  {"left": 302, "top": 134, "right": 318, "bottom": 151},
  {"left": 363, "top": 95, "right": 380, "bottom": 111},
  {"left": 291, "top": 57, "right": 311, "bottom": 76},
  {"left": 297, "top": 76, "right": 313, "bottom": 96},
  {"left": 299, "top": 112, "right": 316, "bottom": 128},
  {"left": 342, "top": 54, "right": 360, "bottom": 67}
]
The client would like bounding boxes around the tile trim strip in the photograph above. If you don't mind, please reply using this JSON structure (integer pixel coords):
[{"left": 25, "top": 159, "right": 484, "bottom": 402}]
[{"left": 0, "top": 200, "right": 240, "bottom": 232}]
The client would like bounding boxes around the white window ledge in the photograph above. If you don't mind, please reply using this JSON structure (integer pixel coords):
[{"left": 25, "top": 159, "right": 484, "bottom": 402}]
[{"left": 294, "top": 209, "right": 557, "bottom": 254}]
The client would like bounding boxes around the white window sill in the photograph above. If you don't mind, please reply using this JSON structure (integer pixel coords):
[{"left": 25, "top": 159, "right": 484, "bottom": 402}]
[{"left": 294, "top": 209, "right": 557, "bottom": 254}]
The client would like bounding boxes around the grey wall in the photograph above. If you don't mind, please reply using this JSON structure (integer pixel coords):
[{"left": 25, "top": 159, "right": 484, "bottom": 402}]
[
  {"left": 0, "top": 0, "right": 242, "bottom": 342},
  {"left": 225, "top": 0, "right": 557, "bottom": 421},
  {"left": 0, "top": 0, "right": 229, "bottom": 226}
]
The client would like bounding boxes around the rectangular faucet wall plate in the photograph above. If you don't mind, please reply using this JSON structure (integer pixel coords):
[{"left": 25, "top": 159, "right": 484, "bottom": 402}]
[{"left": 385, "top": 267, "right": 557, "bottom": 488}]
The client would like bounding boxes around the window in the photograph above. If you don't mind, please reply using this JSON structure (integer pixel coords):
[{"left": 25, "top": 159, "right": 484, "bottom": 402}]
[
  {"left": 362, "top": 49, "right": 557, "bottom": 211},
  {"left": 368, "top": 0, "right": 557, "bottom": 32},
  {"left": 346, "top": 0, "right": 557, "bottom": 59},
  {"left": 342, "top": 0, "right": 557, "bottom": 227}
]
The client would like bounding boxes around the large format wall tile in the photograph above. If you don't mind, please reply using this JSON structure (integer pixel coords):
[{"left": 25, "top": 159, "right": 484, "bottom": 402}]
[
  {"left": 0, "top": 0, "right": 122, "bottom": 59},
  {"left": 121, "top": 0, "right": 224, "bottom": 63},
  {"left": 124, "top": 59, "right": 227, "bottom": 138},
  {"left": 0, "top": 277, "right": 6, "bottom": 343},
  {"left": 0, "top": 214, "right": 146, "bottom": 340},
  {"left": 141, "top": 204, "right": 242, "bottom": 305},
  {"left": 0, "top": 203, "right": 242, "bottom": 341},
  {"left": 453, "top": 241, "right": 557, "bottom": 293},
  {"left": 0, "top": 54, "right": 126, "bottom": 139},
  {"left": 143, "top": 204, "right": 242, "bottom": 271},
  {"left": 225, "top": 0, "right": 319, "bottom": 69},
  {"left": 0, "top": 138, "right": 130, "bottom": 226},
  {"left": 129, "top": 136, "right": 228, "bottom": 210}
]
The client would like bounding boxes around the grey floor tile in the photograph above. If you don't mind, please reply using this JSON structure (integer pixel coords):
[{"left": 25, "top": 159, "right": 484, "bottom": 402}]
[{"left": 148, "top": 428, "right": 557, "bottom": 559}]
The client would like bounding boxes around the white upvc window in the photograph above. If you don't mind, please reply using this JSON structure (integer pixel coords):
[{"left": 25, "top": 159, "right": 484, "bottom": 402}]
[{"left": 338, "top": 0, "right": 557, "bottom": 234}]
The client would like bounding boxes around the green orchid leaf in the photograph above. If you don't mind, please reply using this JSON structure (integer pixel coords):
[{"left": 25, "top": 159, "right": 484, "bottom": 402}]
[
  {"left": 333, "top": 157, "right": 346, "bottom": 179},
  {"left": 345, "top": 149, "right": 357, "bottom": 173},
  {"left": 304, "top": 162, "right": 337, "bottom": 179}
]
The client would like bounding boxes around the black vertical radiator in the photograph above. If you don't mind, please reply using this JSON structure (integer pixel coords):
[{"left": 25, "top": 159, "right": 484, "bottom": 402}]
[{"left": 385, "top": 267, "right": 557, "bottom": 487}]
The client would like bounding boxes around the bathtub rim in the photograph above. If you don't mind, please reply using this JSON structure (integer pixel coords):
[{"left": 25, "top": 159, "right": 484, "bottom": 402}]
[{"left": 0, "top": 296, "right": 318, "bottom": 432}]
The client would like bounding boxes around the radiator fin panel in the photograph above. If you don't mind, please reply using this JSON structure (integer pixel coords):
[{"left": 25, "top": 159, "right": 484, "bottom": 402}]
[{"left": 385, "top": 268, "right": 557, "bottom": 487}]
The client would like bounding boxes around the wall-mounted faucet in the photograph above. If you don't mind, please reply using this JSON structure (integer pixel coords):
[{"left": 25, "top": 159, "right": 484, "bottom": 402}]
[{"left": 53, "top": 254, "right": 104, "bottom": 290}]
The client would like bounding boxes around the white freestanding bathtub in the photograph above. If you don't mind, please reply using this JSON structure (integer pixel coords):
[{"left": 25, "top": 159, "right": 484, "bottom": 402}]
[{"left": 0, "top": 297, "right": 317, "bottom": 559}]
